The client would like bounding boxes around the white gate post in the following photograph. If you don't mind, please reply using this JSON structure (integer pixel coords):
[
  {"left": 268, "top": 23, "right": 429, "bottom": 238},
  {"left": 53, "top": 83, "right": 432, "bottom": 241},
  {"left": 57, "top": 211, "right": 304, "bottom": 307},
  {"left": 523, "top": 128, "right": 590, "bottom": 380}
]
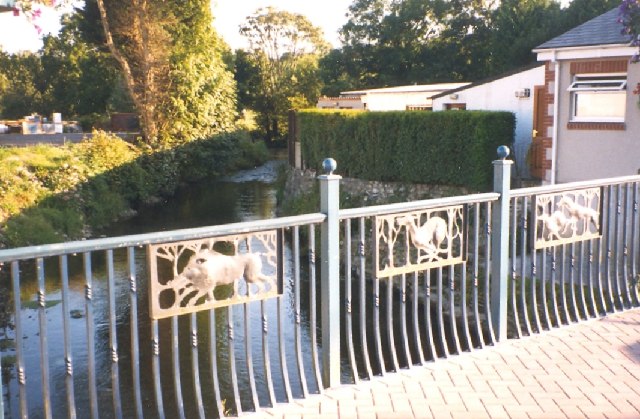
[
  {"left": 319, "top": 158, "right": 341, "bottom": 387},
  {"left": 491, "top": 146, "right": 513, "bottom": 342}
]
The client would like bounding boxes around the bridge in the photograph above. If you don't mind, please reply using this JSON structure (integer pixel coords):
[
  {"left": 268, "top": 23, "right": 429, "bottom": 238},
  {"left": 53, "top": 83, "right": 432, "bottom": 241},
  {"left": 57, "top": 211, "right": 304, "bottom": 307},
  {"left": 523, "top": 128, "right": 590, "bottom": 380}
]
[{"left": 0, "top": 148, "right": 638, "bottom": 418}]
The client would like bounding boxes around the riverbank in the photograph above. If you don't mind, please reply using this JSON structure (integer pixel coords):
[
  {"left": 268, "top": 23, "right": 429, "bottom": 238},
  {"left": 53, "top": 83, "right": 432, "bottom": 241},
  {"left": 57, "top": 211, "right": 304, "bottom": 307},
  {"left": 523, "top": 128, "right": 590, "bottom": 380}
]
[{"left": 0, "top": 130, "right": 270, "bottom": 248}]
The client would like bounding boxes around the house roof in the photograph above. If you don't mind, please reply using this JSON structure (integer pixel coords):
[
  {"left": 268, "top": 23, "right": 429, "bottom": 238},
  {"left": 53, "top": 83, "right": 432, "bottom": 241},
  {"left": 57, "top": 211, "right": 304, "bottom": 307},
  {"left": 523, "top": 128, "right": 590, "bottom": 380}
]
[
  {"left": 430, "top": 62, "right": 544, "bottom": 100},
  {"left": 341, "top": 83, "right": 470, "bottom": 97},
  {"left": 535, "top": 8, "right": 631, "bottom": 50}
]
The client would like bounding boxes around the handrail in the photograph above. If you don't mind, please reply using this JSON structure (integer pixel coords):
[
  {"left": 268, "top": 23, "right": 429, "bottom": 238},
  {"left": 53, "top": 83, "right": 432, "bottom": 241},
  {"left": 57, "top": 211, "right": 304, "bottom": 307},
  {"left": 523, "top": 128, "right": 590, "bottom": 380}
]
[
  {"left": 338, "top": 192, "right": 499, "bottom": 219},
  {"left": 0, "top": 213, "right": 326, "bottom": 262},
  {"left": 511, "top": 174, "right": 640, "bottom": 198}
]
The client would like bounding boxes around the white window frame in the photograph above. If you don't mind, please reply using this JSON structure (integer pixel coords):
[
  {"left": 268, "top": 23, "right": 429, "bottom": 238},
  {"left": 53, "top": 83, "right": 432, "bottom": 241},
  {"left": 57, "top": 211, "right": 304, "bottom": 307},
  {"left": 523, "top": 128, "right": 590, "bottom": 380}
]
[{"left": 568, "top": 73, "right": 627, "bottom": 123}]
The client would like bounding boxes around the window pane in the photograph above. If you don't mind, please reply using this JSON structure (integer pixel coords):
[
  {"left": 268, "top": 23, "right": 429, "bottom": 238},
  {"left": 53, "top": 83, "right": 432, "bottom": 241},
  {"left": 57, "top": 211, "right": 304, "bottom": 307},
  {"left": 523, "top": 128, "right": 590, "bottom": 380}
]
[{"left": 574, "top": 91, "right": 625, "bottom": 119}]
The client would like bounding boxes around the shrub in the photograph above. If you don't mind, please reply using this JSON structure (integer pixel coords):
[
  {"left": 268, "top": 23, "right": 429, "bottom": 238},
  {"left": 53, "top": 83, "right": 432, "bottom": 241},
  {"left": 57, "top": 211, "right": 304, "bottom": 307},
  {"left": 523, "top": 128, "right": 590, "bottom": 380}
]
[{"left": 296, "top": 110, "right": 515, "bottom": 191}]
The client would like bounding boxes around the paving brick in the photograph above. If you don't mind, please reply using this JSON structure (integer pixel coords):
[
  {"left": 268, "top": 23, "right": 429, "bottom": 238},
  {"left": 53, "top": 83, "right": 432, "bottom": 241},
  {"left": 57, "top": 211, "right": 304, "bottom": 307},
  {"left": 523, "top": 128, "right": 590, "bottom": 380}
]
[{"left": 256, "top": 310, "right": 640, "bottom": 419}]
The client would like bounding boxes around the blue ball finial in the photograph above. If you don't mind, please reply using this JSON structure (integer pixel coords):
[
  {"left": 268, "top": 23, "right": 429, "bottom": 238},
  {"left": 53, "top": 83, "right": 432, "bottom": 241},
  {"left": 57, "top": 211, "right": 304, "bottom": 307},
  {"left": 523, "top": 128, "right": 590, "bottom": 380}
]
[
  {"left": 322, "top": 158, "right": 337, "bottom": 175},
  {"left": 497, "top": 145, "right": 510, "bottom": 160}
]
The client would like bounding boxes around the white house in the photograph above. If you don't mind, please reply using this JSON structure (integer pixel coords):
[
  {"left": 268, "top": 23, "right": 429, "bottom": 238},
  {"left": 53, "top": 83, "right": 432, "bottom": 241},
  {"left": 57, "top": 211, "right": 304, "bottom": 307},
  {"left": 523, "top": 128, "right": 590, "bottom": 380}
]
[
  {"left": 431, "top": 64, "right": 546, "bottom": 179},
  {"left": 317, "top": 83, "right": 469, "bottom": 111},
  {"left": 531, "top": 8, "right": 639, "bottom": 183}
]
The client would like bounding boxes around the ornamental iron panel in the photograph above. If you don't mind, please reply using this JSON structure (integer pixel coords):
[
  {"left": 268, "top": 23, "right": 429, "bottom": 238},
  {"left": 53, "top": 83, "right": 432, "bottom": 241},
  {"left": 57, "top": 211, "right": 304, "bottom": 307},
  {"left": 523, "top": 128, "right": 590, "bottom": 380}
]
[
  {"left": 374, "top": 206, "right": 465, "bottom": 278},
  {"left": 534, "top": 188, "right": 601, "bottom": 249},
  {"left": 148, "top": 231, "right": 280, "bottom": 319}
]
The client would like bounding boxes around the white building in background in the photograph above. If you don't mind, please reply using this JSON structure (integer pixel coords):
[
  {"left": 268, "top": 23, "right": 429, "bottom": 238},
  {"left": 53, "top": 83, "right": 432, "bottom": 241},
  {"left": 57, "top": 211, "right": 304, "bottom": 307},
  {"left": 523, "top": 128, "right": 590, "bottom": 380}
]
[
  {"left": 431, "top": 64, "right": 546, "bottom": 179},
  {"left": 317, "top": 83, "right": 470, "bottom": 111}
]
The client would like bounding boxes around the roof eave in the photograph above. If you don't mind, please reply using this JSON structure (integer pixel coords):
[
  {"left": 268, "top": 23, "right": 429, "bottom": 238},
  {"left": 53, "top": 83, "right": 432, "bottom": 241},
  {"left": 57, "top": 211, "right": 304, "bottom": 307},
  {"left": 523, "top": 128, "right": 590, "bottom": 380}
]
[{"left": 534, "top": 43, "right": 635, "bottom": 61}]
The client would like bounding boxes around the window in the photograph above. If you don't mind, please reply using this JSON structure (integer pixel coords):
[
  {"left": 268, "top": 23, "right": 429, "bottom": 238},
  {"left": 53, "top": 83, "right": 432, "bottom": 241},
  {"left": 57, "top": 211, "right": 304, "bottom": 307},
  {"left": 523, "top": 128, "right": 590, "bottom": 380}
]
[{"left": 568, "top": 74, "right": 627, "bottom": 122}]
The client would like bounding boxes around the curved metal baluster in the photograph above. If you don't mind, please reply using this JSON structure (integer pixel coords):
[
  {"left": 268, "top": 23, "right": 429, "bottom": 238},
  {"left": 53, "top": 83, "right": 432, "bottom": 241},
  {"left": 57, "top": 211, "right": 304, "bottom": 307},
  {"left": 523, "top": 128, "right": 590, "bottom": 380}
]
[
  {"left": 400, "top": 273, "right": 411, "bottom": 366},
  {"left": 292, "top": 226, "right": 309, "bottom": 396},
  {"left": 171, "top": 316, "right": 185, "bottom": 419},
  {"left": 559, "top": 245, "right": 571, "bottom": 324},
  {"left": 344, "top": 221, "right": 359, "bottom": 382},
  {"left": 277, "top": 294, "right": 293, "bottom": 400},
  {"left": 260, "top": 301, "right": 276, "bottom": 407},
  {"left": 613, "top": 186, "right": 624, "bottom": 310},
  {"left": 436, "top": 268, "right": 449, "bottom": 358},
  {"left": 208, "top": 310, "right": 225, "bottom": 417},
  {"left": 36, "top": 258, "right": 52, "bottom": 419},
  {"left": 578, "top": 242, "right": 589, "bottom": 319},
  {"left": 472, "top": 204, "right": 485, "bottom": 349},
  {"left": 460, "top": 263, "right": 473, "bottom": 352},
  {"left": 447, "top": 265, "right": 461, "bottom": 354},
  {"left": 631, "top": 183, "right": 639, "bottom": 306},
  {"left": 106, "top": 251, "right": 123, "bottom": 419},
  {"left": 11, "top": 261, "right": 28, "bottom": 418},
  {"left": 386, "top": 276, "right": 399, "bottom": 371},
  {"left": 510, "top": 198, "right": 521, "bottom": 338},
  {"left": 568, "top": 244, "right": 580, "bottom": 322},
  {"left": 587, "top": 241, "right": 597, "bottom": 318},
  {"left": 484, "top": 203, "right": 496, "bottom": 345},
  {"left": 399, "top": 216, "right": 413, "bottom": 364},
  {"left": 595, "top": 234, "right": 608, "bottom": 316},
  {"left": 550, "top": 248, "right": 560, "bottom": 327},
  {"left": 277, "top": 230, "right": 293, "bottom": 400},
  {"left": 603, "top": 186, "right": 615, "bottom": 312},
  {"left": 621, "top": 184, "right": 632, "bottom": 308},
  {"left": 59, "top": 255, "right": 77, "bottom": 418},
  {"left": 540, "top": 248, "right": 551, "bottom": 330},
  {"left": 127, "top": 247, "right": 143, "bottom": 419},
  {"left": 520, "top": 198, "right": 532, "bottom": 335},
  {"left": 82, "top": 253, "right": 99, "bottom": 419},
  {"left": 227, "top": 306, "right": 241, "bottom": 414},
  {"left": 191, "top": 313, "right": 205, "bottom": 418},
  {"left": 423, "top": 270, "right": 437, "bottom": 360},
  {"left": 412, "top": 271, "right": 425, "bottom": 363},
  {"left": 358, "top": 218, "right": 373, "bottom": 378},
  {"left": 244, "top": 303, "right": 260, "bottom": 412},
  {"left": 308, "top": 224, "right": 323, "bottom": 391},
  {"left": 151, "top": 320, "right": 165, "bottom": 419},
  {"left": 530, "top": 247, "right": 541, "bottom": 333},
  {"left": 373, "top": 276, "right": 385, "bottom": 374}
]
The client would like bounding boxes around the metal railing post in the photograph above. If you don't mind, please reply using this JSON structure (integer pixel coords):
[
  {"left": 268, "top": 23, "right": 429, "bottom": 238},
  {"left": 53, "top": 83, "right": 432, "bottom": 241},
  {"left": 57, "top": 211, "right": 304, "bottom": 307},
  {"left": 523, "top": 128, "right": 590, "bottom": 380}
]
[
  {"left": 491, "top": 146, "right": 513, "bottom": 342},
  {"left": 318, "top": 158, "right": 341, "bottom": 388}
]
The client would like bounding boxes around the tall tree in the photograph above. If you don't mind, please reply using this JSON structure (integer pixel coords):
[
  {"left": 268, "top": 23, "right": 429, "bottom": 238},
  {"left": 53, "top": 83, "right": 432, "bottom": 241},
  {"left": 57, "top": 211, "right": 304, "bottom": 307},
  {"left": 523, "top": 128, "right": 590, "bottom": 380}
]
[
  {"left": 239, "top": 7, "right": 329, "bottom": 141},
  {"left": 92, "top": 0, "right": 236, "bottom": 144}
]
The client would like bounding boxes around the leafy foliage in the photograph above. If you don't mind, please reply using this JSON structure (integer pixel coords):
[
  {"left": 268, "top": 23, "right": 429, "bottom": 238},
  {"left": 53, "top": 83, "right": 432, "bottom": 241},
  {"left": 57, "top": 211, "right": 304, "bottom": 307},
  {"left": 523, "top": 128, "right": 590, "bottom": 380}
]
[
  {"left": 0, "top": 131, "right": 269, "bottom": 247},
  {"left": 238, "top": 7, "right": 329, "bottom": 142},
  {"left": 297, "top": 110, "right": 515, "bottom": 191},
  {"left": 321, "top": 0, "right": 621, "bottom": 90}
]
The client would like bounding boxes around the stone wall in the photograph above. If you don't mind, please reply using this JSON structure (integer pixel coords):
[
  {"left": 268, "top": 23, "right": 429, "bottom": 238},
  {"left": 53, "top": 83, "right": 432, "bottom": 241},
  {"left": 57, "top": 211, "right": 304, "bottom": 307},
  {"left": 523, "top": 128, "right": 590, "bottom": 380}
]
[{"left": 284, "top": 168, "right": 472, "bottom": 207}]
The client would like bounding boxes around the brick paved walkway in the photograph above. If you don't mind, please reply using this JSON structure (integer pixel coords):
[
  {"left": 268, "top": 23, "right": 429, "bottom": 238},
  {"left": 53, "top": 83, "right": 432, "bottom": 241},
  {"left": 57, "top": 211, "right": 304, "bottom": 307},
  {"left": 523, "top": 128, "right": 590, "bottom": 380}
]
[{"left": 260, "top": 309, "right": 640, "bottom": 418}]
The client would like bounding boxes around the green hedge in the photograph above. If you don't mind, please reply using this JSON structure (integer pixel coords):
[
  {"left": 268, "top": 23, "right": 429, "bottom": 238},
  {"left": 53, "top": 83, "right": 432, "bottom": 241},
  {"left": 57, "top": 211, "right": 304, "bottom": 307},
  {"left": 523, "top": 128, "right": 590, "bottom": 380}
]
[{"left": 298, "top": 110, "right": 515, "bottom": 191}]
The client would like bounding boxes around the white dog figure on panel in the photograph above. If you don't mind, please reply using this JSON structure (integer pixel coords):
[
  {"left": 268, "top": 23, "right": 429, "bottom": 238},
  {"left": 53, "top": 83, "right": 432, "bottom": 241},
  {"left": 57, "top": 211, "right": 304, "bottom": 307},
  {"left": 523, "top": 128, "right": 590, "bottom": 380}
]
[
  {"left": 173, "top": 249, "right": 272, "bottom": 305},
  {"left": 397, "top": 215, "right": 448, "bottom": 255},
  {"left": 538, "top": 210, "right": 571, "bottom": 241},
  {"left": 558, "top": 196, "right": 599, "bottom": 234}
]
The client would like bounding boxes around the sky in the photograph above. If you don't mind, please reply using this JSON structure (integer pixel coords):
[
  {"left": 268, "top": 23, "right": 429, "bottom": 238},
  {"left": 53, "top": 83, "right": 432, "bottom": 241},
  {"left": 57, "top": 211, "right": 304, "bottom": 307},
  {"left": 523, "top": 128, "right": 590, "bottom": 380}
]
[
  {"left": 1, "top": 0, "right": 577, "bottom": 54},
  {"left": 0, "top": 0, "right": 353, "bottom": 54}
]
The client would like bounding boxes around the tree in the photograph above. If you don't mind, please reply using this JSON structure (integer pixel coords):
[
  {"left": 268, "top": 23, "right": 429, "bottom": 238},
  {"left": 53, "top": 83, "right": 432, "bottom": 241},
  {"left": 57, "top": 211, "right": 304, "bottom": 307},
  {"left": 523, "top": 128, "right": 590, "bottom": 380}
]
[
  {"left": 92, "top": 0, "right": 236, "bottom": 144},
  {"left": 239, "top": 7, "right": 329, "bottom": 141},
  {"left": 0, "top": 51, "right": 45, "bottom": 118},
  {"left": 620, "top": 0, "right": 640, "bottom": 63}
]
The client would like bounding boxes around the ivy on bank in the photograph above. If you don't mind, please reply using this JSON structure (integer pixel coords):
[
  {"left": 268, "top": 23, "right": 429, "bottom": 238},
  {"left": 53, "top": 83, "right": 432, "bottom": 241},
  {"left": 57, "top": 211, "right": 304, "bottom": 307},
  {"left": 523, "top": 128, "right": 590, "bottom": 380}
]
[
  {"left": 0, "top": 130, "right": 269, "bottom": 247},
  {"left": 297, "top": 110, "right": 515, "bottom": 191}
]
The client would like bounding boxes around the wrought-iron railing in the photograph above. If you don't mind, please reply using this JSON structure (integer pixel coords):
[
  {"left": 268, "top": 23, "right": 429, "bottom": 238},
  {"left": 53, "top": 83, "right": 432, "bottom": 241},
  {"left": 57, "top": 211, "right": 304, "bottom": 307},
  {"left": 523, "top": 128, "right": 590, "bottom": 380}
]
[{"left": 0, "top": 148, "right": 638, "bottom": 418}]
